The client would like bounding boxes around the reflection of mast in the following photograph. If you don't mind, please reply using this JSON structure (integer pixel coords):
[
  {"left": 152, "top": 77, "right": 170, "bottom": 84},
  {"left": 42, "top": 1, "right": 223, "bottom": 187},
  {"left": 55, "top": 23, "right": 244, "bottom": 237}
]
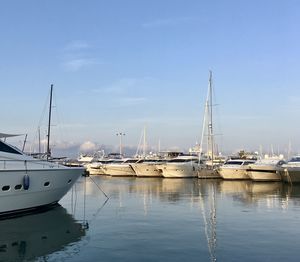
[{"left": 199, "top": 181, "right": 217, "bottom": 262}]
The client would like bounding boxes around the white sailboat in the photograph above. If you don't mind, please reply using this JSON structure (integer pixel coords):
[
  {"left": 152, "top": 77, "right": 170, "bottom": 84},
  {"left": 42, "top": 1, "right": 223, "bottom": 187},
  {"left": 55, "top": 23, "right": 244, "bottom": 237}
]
[{"left": 198, "top": 71, "right": 221, "bottom": 179}]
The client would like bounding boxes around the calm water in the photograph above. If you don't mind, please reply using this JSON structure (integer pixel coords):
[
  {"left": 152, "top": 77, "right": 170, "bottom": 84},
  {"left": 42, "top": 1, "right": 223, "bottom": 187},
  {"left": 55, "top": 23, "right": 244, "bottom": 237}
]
[{"left": 1, "top": 177, "right": 300, "bottom": 262}]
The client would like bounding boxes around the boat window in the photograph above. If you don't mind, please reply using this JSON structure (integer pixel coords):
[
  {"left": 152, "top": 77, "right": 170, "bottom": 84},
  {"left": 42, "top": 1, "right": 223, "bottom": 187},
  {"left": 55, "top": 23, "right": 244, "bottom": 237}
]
[
  {"left": 0, "top": 141, "right": 22, "bottom": 155},
  {"left": 243, "top": 161, "right": 256, "bottom": 165},
  {"left": 44, "top": 182, "right": 50, "bottom": 187},
  {"left": 2, "top": 185, "right": 10, "bottom": 191},
  {"left": 225, "top": 161, "right": 242, "bottom": 165},
  {"left": 290, "top": 157, "right": 300, "bottom": 162},
  {"left": 124, "top": 160, "right": 138, "bottom": 163},
  {"left": 14, "top": 184, "right": 22, "bottom": 190},
  {"left": 67, "top": 179, "right": 72, "bottom": 184}
]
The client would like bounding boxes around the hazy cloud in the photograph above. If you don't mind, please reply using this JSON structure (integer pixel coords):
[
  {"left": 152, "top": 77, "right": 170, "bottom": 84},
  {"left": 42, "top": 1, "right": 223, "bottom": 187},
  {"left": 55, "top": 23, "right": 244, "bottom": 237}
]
[
  {"left": 62, "top": 58, "right": 97, "bottom": 72},
  {"left": 142, "top": 17, "right": 198, "bottom": 28},
  {"left": 64, "top": 40, "right": 90, "bottom": 51},
  {"left": 79, "top": 141, "right": 97, "bottom": 152},
  {"left": 117, "top": 97, "right": 147, "bottom": 106}
]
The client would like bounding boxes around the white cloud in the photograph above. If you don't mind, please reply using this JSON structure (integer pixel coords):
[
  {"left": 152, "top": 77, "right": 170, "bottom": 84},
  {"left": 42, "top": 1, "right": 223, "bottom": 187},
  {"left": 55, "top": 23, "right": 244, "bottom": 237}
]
[
  {"left": 103, "top": 78, "right": 139, "bottom": 94},
  {"left": 79, "top": 141, "right": 97, "bottom": 152},
  {"left": 64, "top": 40, "right": 90, "bottom": 51},
  {"left": 62, "top": 58, "right": 97, "bottom": 72}
]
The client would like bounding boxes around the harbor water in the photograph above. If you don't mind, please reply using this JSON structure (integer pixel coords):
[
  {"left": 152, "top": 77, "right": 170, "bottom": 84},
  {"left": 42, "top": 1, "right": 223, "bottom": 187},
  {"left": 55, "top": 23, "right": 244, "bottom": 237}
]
[{"left": 1, "top": 177, "right": 300, "bottom": 261}]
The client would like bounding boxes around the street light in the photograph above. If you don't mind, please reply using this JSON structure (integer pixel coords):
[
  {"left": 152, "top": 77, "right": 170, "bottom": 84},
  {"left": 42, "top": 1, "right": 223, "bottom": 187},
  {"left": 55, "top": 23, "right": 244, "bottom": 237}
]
[{"left": 116, "top": 132, "right": 125, "bottom": 156}]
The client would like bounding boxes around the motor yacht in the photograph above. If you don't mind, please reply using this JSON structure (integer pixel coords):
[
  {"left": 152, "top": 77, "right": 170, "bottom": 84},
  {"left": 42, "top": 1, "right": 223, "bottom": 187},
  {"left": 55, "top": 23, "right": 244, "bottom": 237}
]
[
  {"left": 218, "top": 159, "right": 256, "bottom": 180},
  {"left": 158, "top": 155, "right": 199, "bottom": 178},
  {"left": 130, "top": 159, "right": 164, "bottom": 177},
  {"left": 247, "top": 158, "right": 285, "bottom": 181},
  {"left": 0, "top": 137, "right": 84, "bottom": 216},
  {"left": 102, "top": 158, "right": 138, "bottom": 176}
]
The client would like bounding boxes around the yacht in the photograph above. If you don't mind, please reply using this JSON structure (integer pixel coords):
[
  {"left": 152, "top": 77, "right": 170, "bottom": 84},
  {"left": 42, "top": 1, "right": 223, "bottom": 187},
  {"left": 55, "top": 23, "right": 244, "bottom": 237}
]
[
  {"left": 158, "top": 155, "right": 199, "bottom": 178},
  {"left": 102, "top": 158, "right": 138, "bottom": 176},
  {"left": 130, "top": 159, "right": 164, "bottom": 177},
  {"left": 247, "top": 158, "right": 285, "bottom": 181},
  {"left": 0, "top": 136, "right": 84, "bottom": 216},
  {"left": 280, "top": 156, "right": 300, "bottom": 183},
  {"left": 218, "top": 159, "right": 256, "bottom": 180}
]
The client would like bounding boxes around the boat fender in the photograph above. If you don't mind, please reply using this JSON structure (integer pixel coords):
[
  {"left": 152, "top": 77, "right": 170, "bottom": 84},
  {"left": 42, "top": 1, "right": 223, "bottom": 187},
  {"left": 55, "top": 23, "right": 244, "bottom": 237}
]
[{"left": 23, "top": 174, "right": 30, "bottom": 190}]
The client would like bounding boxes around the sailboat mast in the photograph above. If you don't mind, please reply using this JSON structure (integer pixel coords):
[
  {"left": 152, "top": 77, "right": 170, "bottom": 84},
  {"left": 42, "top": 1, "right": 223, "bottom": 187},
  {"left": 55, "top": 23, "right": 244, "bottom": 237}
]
[
  {"left": 46, "top": 84, "right": 53, "bottom": 159},
  {"left": 143, "top": 126, "right": 146, "bottom": 158},
  {"left": 209, "top": 71, "right": 214, "bottom": 166}
]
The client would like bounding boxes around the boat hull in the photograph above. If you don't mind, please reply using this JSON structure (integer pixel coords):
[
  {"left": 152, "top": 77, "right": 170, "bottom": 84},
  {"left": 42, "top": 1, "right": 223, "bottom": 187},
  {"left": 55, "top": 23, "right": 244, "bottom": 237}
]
[
  {"left": 247, "top": 169, "right": 281, "bottom": 181},
  {"left": 218, "top": 167, "right": 250, "bottom": 180},
  {"left": 160, "top": 163, "right": 198, "bottom": 178},
  {"left": 103, "top": 164, "right": 136, "bottom": 176},
  {"left": 130, "top": 163, "right": 162, "bottom": 177},
  {"left": 0, "top": 167, "right": 83, "bottom": 215}
]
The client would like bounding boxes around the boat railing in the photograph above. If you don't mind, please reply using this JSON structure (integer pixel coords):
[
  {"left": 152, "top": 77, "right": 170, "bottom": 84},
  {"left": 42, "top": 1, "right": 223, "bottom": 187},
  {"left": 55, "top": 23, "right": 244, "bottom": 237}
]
[{"left": 0, "top": 159, "right": 62, "bottom": 170}]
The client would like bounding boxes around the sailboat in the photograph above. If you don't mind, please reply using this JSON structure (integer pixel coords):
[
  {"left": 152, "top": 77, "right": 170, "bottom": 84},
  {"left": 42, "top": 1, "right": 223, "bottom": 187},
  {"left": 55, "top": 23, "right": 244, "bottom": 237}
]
[
  {"left": 0, "top": 85, "right": 84, "bottom": 217},
  {"left": 198, "top": 71, "right": 222, "bottom": 178}
]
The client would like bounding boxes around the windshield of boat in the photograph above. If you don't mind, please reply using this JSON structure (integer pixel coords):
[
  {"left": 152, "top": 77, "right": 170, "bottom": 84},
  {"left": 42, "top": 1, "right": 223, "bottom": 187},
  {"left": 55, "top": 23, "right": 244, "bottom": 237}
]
[
  {"left": 225, "top": 161, "right": 243, "bottom": 165},
  {"left": 123, "top": 159, "right": 138, "bottom": 163},
  {"left": 168, "top": 158, "right": 198, "bottom": 163},
  {"left": 289, "top": 156, "right": 300, "bottom": 162},
  {"left": 0, "top": 141, "right": 22, "bottom": 155}
]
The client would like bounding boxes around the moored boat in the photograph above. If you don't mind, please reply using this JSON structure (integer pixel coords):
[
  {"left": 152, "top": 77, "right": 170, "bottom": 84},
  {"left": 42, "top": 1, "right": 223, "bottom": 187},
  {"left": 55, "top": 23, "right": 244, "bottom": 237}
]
[
  {"left": 158, "top": 155, "right": 199, "bottom": 178},
  {"left": 0, "top": 135, "right": 84, "bottom": 217},
  {"left": 247, "top": 158, "right": 285, "bottom": 182},
  {"left": 218, "top": 159, "right": 256, "bottom": 180},
  {"left": 102, "top": 158, "right": 138, "bottom": 176}
]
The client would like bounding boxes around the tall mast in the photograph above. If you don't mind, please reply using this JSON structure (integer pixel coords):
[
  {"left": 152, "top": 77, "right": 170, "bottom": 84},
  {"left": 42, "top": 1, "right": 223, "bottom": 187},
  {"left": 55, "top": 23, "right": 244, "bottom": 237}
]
[
  {"left": 143, "top": 125, "right": 146, "bottom": 158},
  {"left": 46, "top": 84, "right": 53, "bottom": 159},
  {"left": 208, "top": 71, "right": 214, "bottom": 166}
]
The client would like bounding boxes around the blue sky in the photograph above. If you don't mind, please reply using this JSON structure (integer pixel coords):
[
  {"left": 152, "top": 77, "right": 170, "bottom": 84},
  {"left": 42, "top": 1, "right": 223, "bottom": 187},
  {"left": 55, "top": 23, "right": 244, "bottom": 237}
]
[{"left": 1, "top": 0, "right": 299, "bottom": 156}]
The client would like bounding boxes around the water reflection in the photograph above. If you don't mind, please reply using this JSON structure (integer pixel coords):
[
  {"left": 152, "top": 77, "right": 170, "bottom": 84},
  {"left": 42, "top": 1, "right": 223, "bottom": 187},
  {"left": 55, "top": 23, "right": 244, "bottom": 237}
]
[
  {"left": 0, "top": 205, "right": 86, "bottom": 262},
  {"left": 85, "top": 176, "right": 300, "bottom": 208},
  {"left": 64, "top": 177, "right": 300, "bottom": 262}
]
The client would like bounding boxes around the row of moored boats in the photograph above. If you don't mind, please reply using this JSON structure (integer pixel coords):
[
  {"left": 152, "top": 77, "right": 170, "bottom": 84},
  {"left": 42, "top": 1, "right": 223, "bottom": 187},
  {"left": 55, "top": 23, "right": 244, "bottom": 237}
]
[{"left": 83, "top": 153, "right": 300, "bottom": 183}]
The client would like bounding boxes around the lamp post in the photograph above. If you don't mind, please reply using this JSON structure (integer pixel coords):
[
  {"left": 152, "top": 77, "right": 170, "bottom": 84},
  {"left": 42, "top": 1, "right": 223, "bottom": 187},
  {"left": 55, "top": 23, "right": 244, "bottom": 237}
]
[{"left": 116, "top": 132, "right": 125, "bottom": 156}]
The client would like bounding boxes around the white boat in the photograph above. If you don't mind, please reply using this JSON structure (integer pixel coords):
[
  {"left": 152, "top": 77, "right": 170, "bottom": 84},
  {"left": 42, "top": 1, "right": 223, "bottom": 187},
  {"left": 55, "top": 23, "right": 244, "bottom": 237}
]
[
  {"left": 247, "top": 158, "right": 285, "bottom": 181},
  {"left": 130, "top": 159, "right": 164, "bottom": 177},
  {"left": 0, "top": 136, "right": 84, "bottom": 216},
  {"left": 218, "top": 159, "right": 256, "bottom": 180},
  {"left": 102, "top": 158, "right": 138, "bottom": 176},
  {"left": 158, "top": 155, "right": 199, "bottom": 178},
  {"left": 280, "top": 156, "right": 300, "bottom": 183}
]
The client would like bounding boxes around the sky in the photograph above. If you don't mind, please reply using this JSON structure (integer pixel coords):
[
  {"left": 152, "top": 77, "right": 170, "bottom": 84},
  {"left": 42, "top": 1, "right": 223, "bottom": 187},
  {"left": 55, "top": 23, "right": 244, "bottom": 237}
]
[{"left": 1, "top": 0, "right": 299, "bottom": 157}]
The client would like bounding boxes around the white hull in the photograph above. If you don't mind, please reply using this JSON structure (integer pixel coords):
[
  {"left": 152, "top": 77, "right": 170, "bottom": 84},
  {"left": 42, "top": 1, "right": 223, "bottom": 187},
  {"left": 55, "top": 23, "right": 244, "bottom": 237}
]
[
  {"left": 130, "top": 163, "right": 162, "bottom": 177},
  {"left": 218, "top": 167, "right": 250, "bottom": 180},
  {"left": 248, "top": 168, "right": 281, "bottom": 181},
  {"left": 103, "top": 164, "right": 136, "bottom": 176},
  {"left": 159, "top": 163, "right": 198, "bottom": 178},
  {"left": 86, "top": 163, "right": 106, "bottom": 175},
  {"left": 0, "top": 167, "right": 83, "bottom": 215}
]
